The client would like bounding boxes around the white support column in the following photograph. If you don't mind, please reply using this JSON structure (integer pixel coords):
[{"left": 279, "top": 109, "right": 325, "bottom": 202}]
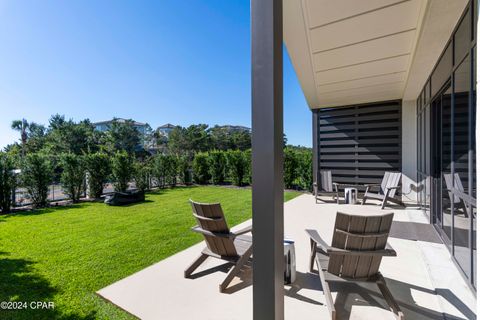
[{"left": 401, "top": 100, "right": 418, "bottom": 203}]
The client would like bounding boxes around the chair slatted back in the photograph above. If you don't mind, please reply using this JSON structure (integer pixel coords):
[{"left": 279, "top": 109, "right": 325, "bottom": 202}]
[
  {"left": 328, "top": 212, "right": 394, "bottom": 279},
  {"left": 320, "top": 170, "right": 333, "bottom": 192},
  {"left": 190, "top": 200, "right": 238, "bottom": 257},
  {"left": 444, "top": 173, "right": 464, "bottom": 204},
  {"left": 380, "top": 172, "right": 401, "bottom": 197}
]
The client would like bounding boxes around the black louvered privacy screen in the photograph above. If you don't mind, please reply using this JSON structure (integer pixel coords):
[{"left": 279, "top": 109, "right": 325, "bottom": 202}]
[{"left": 316, "top": 101, "right": 402, "bottom": 187}]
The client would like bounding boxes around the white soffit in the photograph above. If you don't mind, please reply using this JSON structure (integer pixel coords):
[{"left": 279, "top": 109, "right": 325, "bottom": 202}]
[
  {"left": 284, "top": 0, "right": 427, "bottom": 109},
  {"left": 403, "top": 0, "right": 469, "bottom": 101}
]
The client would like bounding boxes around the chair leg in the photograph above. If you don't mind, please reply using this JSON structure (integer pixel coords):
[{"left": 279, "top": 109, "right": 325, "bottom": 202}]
[
  {"left": 319, "top": 269, "right": 336, "bottom": 320},
  {"left": 462, "top": 201, "right": 469, "bottom": 218},
  {"left": 309, "top": 239, "right": 316, "bottom": 273},
  {"left": 219, "top": 245, "right": 253, "bottom": 293},
  {"left": 184, "top": 253, "right": 208, "bottom": 278},
  {"left": 361, "top": 187, "right": 369, "bottom": 205},
  {"left": 381, "top": 195, "right": 388, "bottom": 209},
  {"left": 376, "top": 273, "right": 404, "bottom": 320},
  {"left": 361, "top": 196, "right": 367, "bottom": 205},
  {"left": 334, "top": 185, "right": 339, "bottom": 204}
]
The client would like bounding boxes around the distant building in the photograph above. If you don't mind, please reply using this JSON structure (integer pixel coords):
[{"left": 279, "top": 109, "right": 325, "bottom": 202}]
[
  {"left": 217, "top": 125, "right": 251, "bottom": 133},
  {"left": 156, "top": 123, "right": 176, "bottom": 137},
  {"left": 93, "top": 118, "right": 149, "bottom": 135}
]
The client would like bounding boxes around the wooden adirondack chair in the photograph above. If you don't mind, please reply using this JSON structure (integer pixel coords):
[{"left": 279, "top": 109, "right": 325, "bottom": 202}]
[
  {"left": 444, "top": 173, "right": 469, "bottom": 217},
  {"left": 306, "top": 212, "right": 403, "bottom": 320},
  {"left": 361, "top": 172, "right": 403, "bottom": 209},
  {"left": 313, "top": 170, "right": 350, "bottom": 204},
  {"left": 184, "top": 200, "right": 252, "bottom": 293}
]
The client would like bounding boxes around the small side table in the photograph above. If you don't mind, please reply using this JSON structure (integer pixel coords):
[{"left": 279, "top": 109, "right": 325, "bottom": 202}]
[
  {"left": 344, "top": 187, "right": 358, "bottom": 204},
  {"left": 283, "top": 239, "right": 296, "bottom": 284}
]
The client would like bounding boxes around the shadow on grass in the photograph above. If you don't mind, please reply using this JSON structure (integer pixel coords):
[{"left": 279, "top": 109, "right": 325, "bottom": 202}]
[
  {"left": 146, "top": 185, "right": 198, "bottom": 195},
  {"left": 1, "top": 204, "right": 88, "bottom": 219},
  {"left": 107, "top": 199, "right": 155, "bottom": 208},
  {"left": 0, "top": 252, "right": 96, "bottom": 320}
]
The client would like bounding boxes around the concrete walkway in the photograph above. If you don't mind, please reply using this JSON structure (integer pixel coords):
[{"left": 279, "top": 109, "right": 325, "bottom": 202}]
[{"left": 98, "top": 194, "right": 476, "bottom": 319}]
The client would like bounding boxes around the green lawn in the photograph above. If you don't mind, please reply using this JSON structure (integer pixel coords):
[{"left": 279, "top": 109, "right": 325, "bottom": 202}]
[{"left": 0, "top": 186, "right": 301, "bottom": 320}]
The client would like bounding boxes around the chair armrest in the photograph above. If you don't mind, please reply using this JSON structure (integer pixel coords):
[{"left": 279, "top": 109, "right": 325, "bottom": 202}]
[
  {"left": 332, "top": 182, "right": 339, "bottom": 193},
  {"left": 233, "top": 225, "right": 252, "bottom": 236},
  {"left": 386, "top": 186, "right": 401, "bottom": 190},
  {"left": 364, "top": 183, "right": 381, "bottom": 187},
  {"left": 305, "top": 229, "right": 331, "bottom": 253},
  {"left": 192, "top": 213, "right": 224, "bottom": 222},
  {"left": 191, "top": 226, "right": 235, "bottom": 239},
  {"left": 333, "top": 182, "right": 356, "bottom": 187}
]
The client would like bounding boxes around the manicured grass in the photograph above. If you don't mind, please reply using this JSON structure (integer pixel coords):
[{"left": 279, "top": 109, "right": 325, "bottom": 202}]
[{"left": 0, "top": 186, "right": 301, "bottom": 320}]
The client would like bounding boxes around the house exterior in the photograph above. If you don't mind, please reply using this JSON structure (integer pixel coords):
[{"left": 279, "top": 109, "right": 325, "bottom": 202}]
[
  {"left": 93, "top": 118, "right": 149, "bottom": 136},
  {"left": 251, "top": 0, "right": 478, "bottom": 318},
  {"left": 156, "top": 123, "right": 176, "bottom": 138},
  {"left": 220, "top": 125, "right": 251, "bottom": 133}
]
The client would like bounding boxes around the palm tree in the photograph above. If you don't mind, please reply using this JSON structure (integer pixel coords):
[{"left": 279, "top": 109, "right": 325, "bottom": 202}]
[{"left": 11, "top": 119, "right": 30, "bottom": 157}]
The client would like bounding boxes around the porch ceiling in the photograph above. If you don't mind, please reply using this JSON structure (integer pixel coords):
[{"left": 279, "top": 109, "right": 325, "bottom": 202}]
[{"left": 283, "top": 0, "right": 468, "bottom": 109}]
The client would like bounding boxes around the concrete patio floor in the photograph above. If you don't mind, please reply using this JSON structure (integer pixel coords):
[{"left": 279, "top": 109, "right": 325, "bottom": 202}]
[{"left": 97, "top": 194, "right": 476, "bottom": 319}]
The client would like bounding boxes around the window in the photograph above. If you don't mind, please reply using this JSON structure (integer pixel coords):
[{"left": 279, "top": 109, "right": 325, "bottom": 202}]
[
  {"left": 416, "top": 0, "right": 476, "bottom": 288},
  {"left": 432, "top": 41, "right": 453, "bottom": 94},
  {"left": 455, "top": 8, "right": 471, "bottom": 65}
]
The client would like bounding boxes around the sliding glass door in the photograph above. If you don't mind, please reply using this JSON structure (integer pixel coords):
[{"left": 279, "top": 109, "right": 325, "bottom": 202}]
[
  {"left": 453, "top": 52, "right": 473, "bottom": 278},
  {"left": 416, "top": 0, "right": 476, "bottom": 289},
  {"left": 430, "top": 83, "right": 453, "bottom": 244}
]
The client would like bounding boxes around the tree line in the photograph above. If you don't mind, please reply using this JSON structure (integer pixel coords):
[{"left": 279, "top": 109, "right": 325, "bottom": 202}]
[
  {"left": 0, "top": 114, "right": 312, "bottom": 212},
  {"left": 5, "top": 115, "right": 252, "bottom": 158}
]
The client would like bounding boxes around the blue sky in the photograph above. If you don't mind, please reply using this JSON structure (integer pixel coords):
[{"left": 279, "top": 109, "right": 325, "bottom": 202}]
[{"left": 0, "top": 0, "right": 311, "bottom": 148}]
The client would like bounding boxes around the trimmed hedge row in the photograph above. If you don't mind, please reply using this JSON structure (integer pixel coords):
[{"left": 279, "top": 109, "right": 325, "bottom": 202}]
[
  {"left": 190, "top": 148, "right": 311, "bottom": 190},
  {"left": 0, "top": 147, "right": 312, "bottom": 211},
  {"left": 0, "top": 153, "right": 15, "bottom": 212}
]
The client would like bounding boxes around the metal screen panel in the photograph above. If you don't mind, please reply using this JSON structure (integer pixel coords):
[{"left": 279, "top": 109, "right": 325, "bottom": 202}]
[{"left": 317, "top": 101, "right": 402, "bottom": 187}]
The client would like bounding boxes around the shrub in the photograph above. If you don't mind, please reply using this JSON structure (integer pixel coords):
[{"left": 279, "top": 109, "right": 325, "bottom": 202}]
[
  {"left": 284, "top": 148, "right": 298, "bottom": 189},
  {"left": 297, "top": 150, "right": 312, "bottom": 190},
  {"left": 133, "top": 161, "right": 151, "bottom": 192},
  {"left": 0, "top": 153, "right": 15, "bottom": 212},
  {"left": 153, "top": 154, "right": 166, "bottom": 188},
  {"left": 244, "top": 149, "right": 252, "bottom": 185},
  {"left": 226, "top": 150, "right": 247, "bottom": 186},
  {"left": 112, "top": 151, "right": 133, "bottom": 192},
  {"left": 85, "top": 152, "right": 111, "bottom": 198},
  {"left": 153, "top": 154, "right": 177, "bottom": 187},
  {"left": 21, "top": 153, "right": 53, "bottom": 207},
  {"left": 164, "top": 155, "right": 178, "bottom": 186},
  {"left": 193, "top": 152, "right": 210, "bottom": 184},
  {"left": 177, "top": 155, "right": 192, "bottom": 185},
  {"left": 208, "top": 150, "right": 227, "bottom": 184},
  {"left": 60, "top": 153, "right": 86, "bottom": 203},
  {"left": 153, "top": 154, "right": 169, "bottom": 188}
]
